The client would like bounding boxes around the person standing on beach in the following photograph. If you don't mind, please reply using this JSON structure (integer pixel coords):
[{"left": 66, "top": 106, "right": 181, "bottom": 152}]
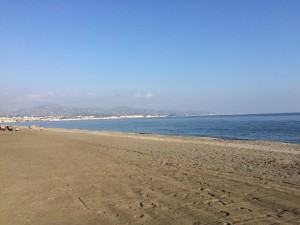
[{"left": 40, "top": 125, "right": 44, "bottom": 131}]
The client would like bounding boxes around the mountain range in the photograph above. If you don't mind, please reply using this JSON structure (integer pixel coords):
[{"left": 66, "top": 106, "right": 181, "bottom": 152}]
[{"left": 4, "top": 104, "right": 214, "bottom": 117}]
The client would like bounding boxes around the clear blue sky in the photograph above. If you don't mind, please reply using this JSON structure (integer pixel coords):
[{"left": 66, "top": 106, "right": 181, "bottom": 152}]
[{"left": 1, "top": 0, "right": 299, "bottom": 114}]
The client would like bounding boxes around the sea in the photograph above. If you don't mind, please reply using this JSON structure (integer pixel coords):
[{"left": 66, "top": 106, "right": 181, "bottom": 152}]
[{"left": 12, "top": 113, "right": 300, "bottom": 144}]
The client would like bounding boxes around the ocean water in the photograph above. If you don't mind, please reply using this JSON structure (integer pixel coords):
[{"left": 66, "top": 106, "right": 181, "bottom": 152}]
[{"left": 12, "top": 113, "right": 300, "bottom": 144}]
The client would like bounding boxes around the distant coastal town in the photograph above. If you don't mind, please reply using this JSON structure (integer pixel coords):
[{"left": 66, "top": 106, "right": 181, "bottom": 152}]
[
  {"left": 0, "top": 114, "right": 168, "bottom": 123},
  {"left": 0, "top": 104, "right": 215, "bottom": 123}
]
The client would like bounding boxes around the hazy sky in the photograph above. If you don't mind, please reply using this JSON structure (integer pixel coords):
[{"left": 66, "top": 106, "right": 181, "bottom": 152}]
[{"left": 1, "top": 0, "right": 299, "bottom": 114}]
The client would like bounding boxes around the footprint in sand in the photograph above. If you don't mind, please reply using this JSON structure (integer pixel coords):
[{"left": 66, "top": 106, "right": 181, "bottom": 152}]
[{"left": 220, "top": 210, "right": 230, "bottom": 216}]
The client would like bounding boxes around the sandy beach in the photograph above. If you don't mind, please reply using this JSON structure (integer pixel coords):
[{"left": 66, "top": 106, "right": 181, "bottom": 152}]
[{"left": 0, "top": 128, "right": 299, "bottom": 225}]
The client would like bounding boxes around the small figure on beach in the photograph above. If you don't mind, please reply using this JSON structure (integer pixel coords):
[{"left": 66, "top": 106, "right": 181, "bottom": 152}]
[
  {"left": 40, "top": 125, "right": 44, "bottom": 131},
  {"left": 6, "top": 126, "right": 13, "bottom": 131}
]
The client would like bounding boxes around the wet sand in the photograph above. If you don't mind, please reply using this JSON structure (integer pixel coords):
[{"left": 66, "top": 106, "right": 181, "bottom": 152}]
[{"left": 0, "top": 128, "right": 300, "bottom": 224}]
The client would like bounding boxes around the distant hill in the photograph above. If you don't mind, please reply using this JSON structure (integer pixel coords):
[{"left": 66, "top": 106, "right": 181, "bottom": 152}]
[
  {"left": 10, "top": 104, "right": 214, "bottom": 117},
  {"left": 12, "top": 104, "right": 106, "bottom": 117},
  {"left": 13, "top": 104, "right": 69, "bottom": 116}
]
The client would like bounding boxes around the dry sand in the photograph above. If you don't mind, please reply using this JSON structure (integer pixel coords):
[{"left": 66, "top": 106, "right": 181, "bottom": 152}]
[{"left": 0, "top": 128, "right": 300, "bottom": 225}]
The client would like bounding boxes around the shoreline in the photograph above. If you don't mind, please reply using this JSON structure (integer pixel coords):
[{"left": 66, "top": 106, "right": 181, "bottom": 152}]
[
  {"left": 1, "top": 128, "right": 300, "bottom": 224},
  {"left": 3, "top": 113, "right": 300, "bottom": 145},
  {"left": 1, "top": 112, "right": 299, "bottom": 123},
  {"left": 8, "top": 126, "right": 300, "bottom": 153}
]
